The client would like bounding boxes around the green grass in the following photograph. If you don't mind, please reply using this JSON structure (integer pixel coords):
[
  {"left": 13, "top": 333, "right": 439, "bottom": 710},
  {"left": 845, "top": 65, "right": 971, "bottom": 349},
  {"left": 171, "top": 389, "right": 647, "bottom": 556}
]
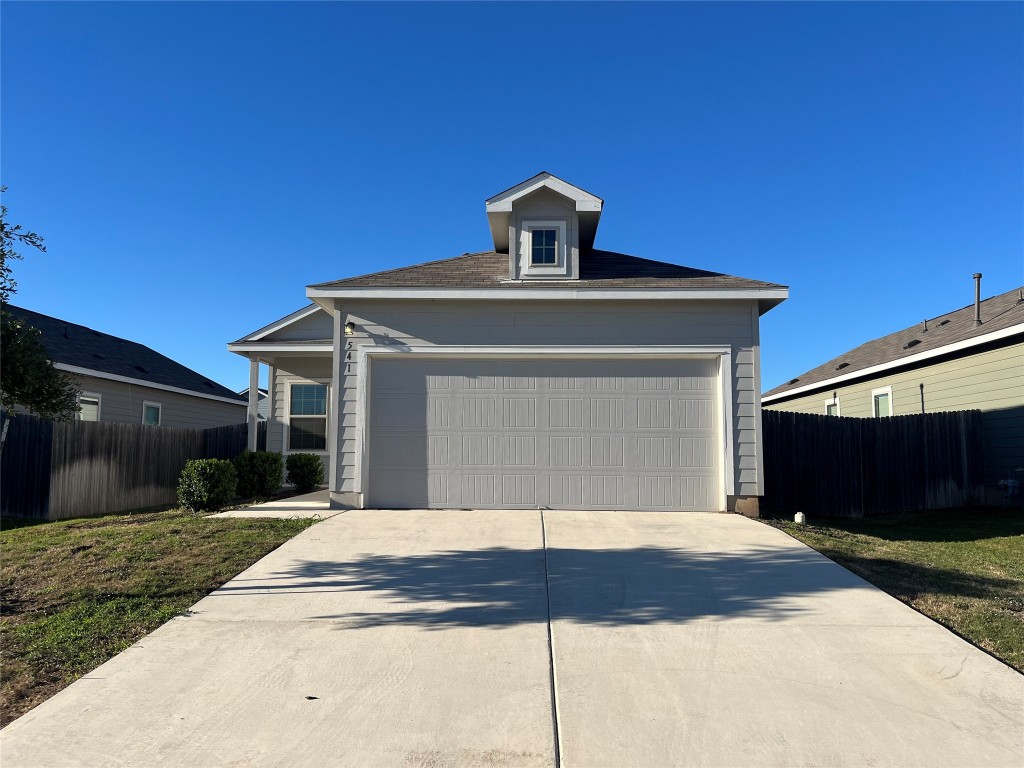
[
  {"left": 0, "top": 509, "right": 315, "bottom": 726},
  {"left": 765, "top": 507, "right": 1024, "bottom": 672}
]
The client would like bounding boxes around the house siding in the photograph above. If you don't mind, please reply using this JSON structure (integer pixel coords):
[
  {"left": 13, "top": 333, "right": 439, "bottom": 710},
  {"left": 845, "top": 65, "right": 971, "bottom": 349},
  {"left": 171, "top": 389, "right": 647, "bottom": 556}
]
[
  {"left": 764, "top": 340, "right": 1024, "bottom": 488},
  {"left": 332, "top": 298, "right": 762, "bottom": 502},
  {"left": 267, "top": 356, "right": 334, "bottom": 479},
  {"left": 70, "top": 375, "right": 246, "bottom": 428}
]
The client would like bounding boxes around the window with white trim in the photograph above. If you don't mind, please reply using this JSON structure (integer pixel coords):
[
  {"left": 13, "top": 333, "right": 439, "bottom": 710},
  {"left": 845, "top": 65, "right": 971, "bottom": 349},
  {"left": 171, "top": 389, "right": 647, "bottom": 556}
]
[
  {"left": 288, "top": 383, "right": 328, "bottom": 451},
  {"left": 871, "top": 386, "right": 893, "bottom": 417},
  {"left": 78, "top": 393, "right": 101, "bottom": 422},
  {"left": 824, "top": 396, "right": 841, "bottom": 417},
  {"left": 142, "top": 401, "right": 162, "bottom": 426},
  {"left": 520, "top": 220, "right": 567, "bottom": 277}
]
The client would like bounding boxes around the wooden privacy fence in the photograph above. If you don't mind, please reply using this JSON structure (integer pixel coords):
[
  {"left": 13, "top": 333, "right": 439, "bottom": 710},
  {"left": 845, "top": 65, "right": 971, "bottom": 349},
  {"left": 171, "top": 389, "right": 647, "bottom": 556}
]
[
  {"left": 762, "top": 409, "right": 985, "bottom": 517},
  {"left": 1, "top": 414, "right": 266, "bottom": 521}
]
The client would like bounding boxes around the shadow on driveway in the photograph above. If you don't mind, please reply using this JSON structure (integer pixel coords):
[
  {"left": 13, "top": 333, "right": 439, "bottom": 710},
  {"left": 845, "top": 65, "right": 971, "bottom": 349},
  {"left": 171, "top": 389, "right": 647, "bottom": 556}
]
[{"left": 210, "top": 544, "right": 1016, "bottom": 629}]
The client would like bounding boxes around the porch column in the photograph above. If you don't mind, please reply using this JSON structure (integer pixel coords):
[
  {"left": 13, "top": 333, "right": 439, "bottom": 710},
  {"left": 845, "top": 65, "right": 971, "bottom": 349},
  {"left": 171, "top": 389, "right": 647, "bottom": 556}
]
[{"left": 247, "top": 357, "right": 260, "bottom": 451}]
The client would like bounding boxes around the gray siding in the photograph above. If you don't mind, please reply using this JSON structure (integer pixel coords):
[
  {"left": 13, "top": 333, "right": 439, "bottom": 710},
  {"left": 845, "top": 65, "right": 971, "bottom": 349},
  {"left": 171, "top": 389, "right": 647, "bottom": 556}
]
[
  {"left": 267, "top": 356, "right": 333, "bottom": 479},
  {"left": 71, "top": 375, "right": 246, "bottom": 428},
  {"left": 335, "top": 299, "right": 762, "bottom": 501},
  {"left": 266, "top": 309, "right": 333, "bottom": 341},
  {"left": 764, "top": 341, "right": 1024, "bottom": 488},
  {"left": 510, "top": 188, "right": 579, "bottom": 280}
]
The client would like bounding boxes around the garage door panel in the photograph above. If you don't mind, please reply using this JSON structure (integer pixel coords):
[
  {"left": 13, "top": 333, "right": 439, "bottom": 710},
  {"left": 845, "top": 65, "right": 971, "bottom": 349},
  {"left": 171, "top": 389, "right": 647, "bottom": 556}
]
[{"left": 368, "top": 358, "right": 721, "bottom": 511}]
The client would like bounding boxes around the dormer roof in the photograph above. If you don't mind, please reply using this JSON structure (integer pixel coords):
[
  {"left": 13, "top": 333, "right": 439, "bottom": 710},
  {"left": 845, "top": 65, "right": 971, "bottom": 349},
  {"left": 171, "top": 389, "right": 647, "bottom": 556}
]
[{"left": 485, "top": 172, "right": 603, "bottom": 253}]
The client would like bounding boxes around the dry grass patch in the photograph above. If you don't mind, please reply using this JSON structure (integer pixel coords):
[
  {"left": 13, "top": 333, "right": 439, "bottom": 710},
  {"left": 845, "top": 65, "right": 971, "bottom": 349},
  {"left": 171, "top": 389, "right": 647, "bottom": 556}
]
[
  {"left": 765, "top": 507, "right": 1024, "bottom": 672},
  {"left": 1, "top": 509, "right": 314, "bottom": 726}
]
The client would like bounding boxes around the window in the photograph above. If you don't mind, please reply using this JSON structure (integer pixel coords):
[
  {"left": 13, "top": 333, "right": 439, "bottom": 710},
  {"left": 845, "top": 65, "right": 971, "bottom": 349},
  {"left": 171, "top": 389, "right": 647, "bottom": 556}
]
[
  {"left": 871, "top": 386, "right": 893, "bottom": 417},
  {"left": 824, "top": 397, "right": 841, "bottom": 417},
  {"left": 78, "top": 393, "right": 101, "bottom": 422},
  {"left": 142, "top": 401, "right": 162, "bottom": 426},
  {"left": 288, "top": 383, "right": 328, "bottom": 451},
  {"left": 531, "top": 228, "right": 557, "bottom": 265}
]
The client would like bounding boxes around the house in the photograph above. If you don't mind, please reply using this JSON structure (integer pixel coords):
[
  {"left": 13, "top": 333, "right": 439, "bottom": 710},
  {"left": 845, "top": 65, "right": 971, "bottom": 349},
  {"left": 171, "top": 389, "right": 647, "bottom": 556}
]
[
  {"left": 238, "top": 387, "right": 269, "bottom": 421},
  {"left": 7, "top": 304, "right": 247, "bottom": 428},
  {"left": 762, "top": 280, "right": 1024, "bottom": 499},
  {"left": 229, "top": 173, "right": 788, "bottom": 514}
]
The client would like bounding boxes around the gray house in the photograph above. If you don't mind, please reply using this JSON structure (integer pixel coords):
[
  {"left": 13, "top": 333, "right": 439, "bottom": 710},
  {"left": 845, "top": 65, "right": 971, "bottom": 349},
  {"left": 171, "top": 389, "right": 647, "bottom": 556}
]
[
  {"left": 229, "top": 173, "right": 788, "bottom": 514},
  {"left": 8, "top": 304, "right": 247, "bottom": 428},
  {"left": 762, "top": 282, "right": 1024, "bottom": 499}
]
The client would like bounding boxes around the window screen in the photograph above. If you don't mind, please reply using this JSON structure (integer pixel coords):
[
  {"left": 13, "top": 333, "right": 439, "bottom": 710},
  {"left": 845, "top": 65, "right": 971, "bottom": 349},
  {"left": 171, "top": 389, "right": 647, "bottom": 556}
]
[{"left": 290, "top": 383, "right": 328, "bottom": 451}]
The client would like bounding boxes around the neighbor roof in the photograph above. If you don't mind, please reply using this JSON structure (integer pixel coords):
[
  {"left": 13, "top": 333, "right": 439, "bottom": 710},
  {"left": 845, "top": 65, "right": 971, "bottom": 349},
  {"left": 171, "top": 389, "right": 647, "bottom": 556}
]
[
  {"left": 763, "top": 286, "right": 1024, "bottom": 400},
  {"left": 309, "top": 250, "right": 786, "bottom": 291},
  {"left": 6, "top": 304, "right": 245, "bottom": 403}
]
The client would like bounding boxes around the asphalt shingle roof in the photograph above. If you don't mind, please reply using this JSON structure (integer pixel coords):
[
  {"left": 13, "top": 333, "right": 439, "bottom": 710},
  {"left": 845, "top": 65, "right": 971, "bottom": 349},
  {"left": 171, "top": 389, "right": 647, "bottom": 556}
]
[
  {"left": 310, "top": 250, "right": 785, "bottom": 290},
  {"left": 763, "top": 286, "right": 1024, "bottom": 399},
  {"left": 6, "top": 304, "right": 245, "bottom": 403}
]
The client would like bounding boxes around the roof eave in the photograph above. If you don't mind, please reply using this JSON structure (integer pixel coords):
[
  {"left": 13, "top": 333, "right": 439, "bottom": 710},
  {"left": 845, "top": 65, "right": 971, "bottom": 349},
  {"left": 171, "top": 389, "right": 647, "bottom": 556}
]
[
  {"left": 762, "top": 321, "right": 1024, "bottom": 403},
  {"left": 306, "top": 286, "right": 790, "bottom": 302}
]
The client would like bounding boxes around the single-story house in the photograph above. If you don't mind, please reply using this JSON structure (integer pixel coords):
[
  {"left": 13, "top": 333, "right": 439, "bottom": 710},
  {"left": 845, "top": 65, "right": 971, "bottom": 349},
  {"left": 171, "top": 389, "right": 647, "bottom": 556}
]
[
  {"left": 7, "top": 304, "right": 247, "bottom": 428},
  {"left": 762, "top": 280, "right": 1024, "bottom": 499},
  {"left": 229, "top": 172, "right": 788, "bottom": 513}
]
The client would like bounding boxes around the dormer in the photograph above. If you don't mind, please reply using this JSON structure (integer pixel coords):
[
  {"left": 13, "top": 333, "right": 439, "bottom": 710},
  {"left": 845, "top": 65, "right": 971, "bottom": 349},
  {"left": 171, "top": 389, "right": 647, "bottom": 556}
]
[{"left": 485, "top": 172, "right": 603, "bottom": 281}]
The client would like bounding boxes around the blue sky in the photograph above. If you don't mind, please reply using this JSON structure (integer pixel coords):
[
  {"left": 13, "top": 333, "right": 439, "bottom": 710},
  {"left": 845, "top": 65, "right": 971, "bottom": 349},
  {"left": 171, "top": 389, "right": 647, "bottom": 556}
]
[{"left": 2, "top": 2, "right": 1021, "bottom": 392}]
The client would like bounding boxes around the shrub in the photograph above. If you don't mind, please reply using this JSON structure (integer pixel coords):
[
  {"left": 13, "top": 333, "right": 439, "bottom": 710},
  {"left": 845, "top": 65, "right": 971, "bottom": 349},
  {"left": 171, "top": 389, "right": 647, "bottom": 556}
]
[
  {"left": 177, "top": 459, "right": 237, "bottom": 512},
  {"left": 234, "top": 450, "right": 283, "bottom": 499},
  {"left": 286, "top": 453, "right": 324, "bottom": 494}
]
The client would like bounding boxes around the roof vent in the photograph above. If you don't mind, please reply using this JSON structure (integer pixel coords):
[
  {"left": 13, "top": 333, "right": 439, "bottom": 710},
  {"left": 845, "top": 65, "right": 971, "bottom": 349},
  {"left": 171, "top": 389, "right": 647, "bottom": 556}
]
[
  {"left": 903, "top": 339, "right": 921, "bottom": 350},
  {"left": 63, "top": 324, "right": 70, "bottom": 339},
  {"left": 786, "top": 378, "right": 800, "bottom": 385},
  {"left": 134, "top": 365, "right": 148, "bottom": 374},
  {"left": 835, "top": 362, "right": 850, "bottom": 371},
  {"left": 92, "top": 353, "right": 104, "bottom": 360},
  {"left": 203, "top": 381, "right": 215, "bottom": 388},
  {"left": 939, "top": 319, "right": 951, "bottom": 326}
]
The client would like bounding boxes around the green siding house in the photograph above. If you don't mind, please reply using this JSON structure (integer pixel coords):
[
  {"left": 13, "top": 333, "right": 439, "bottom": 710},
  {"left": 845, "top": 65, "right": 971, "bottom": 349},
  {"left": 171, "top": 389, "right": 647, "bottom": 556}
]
[{"left": 762, "top": 284, "right": 1024, "bottom": 502}]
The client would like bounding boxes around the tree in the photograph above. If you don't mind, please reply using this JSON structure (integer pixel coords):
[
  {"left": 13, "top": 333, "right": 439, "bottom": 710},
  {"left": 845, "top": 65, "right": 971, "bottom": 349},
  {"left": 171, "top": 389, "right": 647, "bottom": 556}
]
[{"left": 1, "top": 188, "right": 79, "bottom": 420}]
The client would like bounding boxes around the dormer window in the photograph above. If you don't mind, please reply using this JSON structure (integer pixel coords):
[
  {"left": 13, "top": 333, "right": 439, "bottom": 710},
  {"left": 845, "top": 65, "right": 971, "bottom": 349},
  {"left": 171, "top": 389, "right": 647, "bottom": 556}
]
[
  {"left": 520, "top": 220, "right": 567, "bottom": 277},
  {"left": 531, "top": 229, "right": 558, "bottom": 265}
]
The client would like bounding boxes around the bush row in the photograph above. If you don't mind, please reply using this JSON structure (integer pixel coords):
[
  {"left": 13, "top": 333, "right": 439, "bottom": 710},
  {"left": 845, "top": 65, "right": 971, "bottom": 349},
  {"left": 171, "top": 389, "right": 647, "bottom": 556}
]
[{"left": 176, "top": 451, "right": 324, "bottom": 512}]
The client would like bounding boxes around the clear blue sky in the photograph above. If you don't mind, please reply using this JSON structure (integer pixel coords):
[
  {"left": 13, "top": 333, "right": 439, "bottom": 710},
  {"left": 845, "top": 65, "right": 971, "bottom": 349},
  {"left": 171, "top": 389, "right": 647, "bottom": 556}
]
[{"left": 3, "top": 2, "right": 1021, "bottom": 392}]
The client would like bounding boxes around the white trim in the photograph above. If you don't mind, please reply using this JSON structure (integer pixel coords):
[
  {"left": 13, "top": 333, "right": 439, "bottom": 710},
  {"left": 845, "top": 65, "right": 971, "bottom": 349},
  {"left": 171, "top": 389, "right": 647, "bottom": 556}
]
[
  {"left": 485, "top": 172, "right": 603, "bottom": 211},
  {"left": 353, "top": 345, "right": 734, "bottom": 511},
  {"left": 521, "top": 220, "right": 567, "bottom": 277},
  {"left": 54, "top": 364, "right": 247, "bottom": 406},
  {"left": 235, "top": 304, "right": 323, "bottom": 342},
  {"left": 284, "top": 378, "right": 331, "bottom": 455},
  {"left": 307, "top": 287, "right": 789, "bottom": 302},
  {"left": 142, "top": 400, "right": 162, "bottom": 426},
  {"left": 763, "top": 322, "right": 1024, "bottom": 403},
  {"left": 78, "top": 391, "right": 102, "bottom": 422},
  {"left": 824, "top": 395, "right": 841, "bottom": 416},
  {"left": 227, "top": 343, "right": 331, "bottom": 353},
  {"left": 871, "top": 386, "right": 893, "bottom": 418}
]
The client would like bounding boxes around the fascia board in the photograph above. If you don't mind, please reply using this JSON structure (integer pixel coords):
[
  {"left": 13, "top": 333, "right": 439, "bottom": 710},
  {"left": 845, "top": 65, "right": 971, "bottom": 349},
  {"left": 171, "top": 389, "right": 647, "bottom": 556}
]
[
  {"left": 227, "top": 343, "right": 332, "bottom": 354},
  {"left": 234, "top": 304, "right": 323, "bottom": 343},
  {"left": 55, "top": 364, "right": 247, "bottom": 406},
  {"left": 306, "top": 287, "right": 789, "bottom": 302},
  {"left": 762, "top": 322, "right": 1024, "bottom": 403}
]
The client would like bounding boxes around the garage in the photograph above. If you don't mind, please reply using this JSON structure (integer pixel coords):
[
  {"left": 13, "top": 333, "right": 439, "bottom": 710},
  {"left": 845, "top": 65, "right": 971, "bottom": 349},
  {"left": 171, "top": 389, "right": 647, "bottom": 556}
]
[{"left": 367, "top": 357, "right": 723, "bottom": 511}]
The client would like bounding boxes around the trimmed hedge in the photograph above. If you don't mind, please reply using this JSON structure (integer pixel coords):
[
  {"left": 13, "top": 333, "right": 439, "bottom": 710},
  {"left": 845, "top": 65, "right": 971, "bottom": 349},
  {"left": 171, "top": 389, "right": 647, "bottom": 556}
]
[
  {"left": 177, "top": 459, "right": 237, "bottom": 512},
  {"left": 234, "top": 450, "right": 283, "bottom": 499},
  {"left": 286, "top": 453, "right": 324, "bottom": 494}
]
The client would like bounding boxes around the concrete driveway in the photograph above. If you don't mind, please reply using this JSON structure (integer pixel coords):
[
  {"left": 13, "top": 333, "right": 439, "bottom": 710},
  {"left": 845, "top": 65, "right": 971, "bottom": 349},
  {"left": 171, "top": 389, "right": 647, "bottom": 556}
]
[{"left": 2, "top": 510, "right": 1022, "bottom": 767}]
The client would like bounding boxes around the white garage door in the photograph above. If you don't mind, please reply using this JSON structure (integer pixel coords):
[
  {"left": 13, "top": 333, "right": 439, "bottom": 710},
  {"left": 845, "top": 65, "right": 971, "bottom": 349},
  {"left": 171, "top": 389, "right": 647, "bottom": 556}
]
[{"left": 368, "top": 358, "right": 721, "bottom": 511}]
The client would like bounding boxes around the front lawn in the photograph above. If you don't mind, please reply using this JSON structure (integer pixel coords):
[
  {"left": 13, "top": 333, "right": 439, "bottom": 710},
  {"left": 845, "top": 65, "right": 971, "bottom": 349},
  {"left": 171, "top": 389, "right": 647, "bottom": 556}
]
[
  {"left": 766, "top": 508, "right": 1024, "bottom": 672},
  {"left": 0, "top": 510, "right": 315, "bottom": 726}
]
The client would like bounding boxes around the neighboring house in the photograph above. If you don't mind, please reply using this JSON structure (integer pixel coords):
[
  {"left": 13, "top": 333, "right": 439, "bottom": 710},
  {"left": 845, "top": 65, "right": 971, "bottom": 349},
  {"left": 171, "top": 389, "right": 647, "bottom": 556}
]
[
  {"left": 229, "top": 172, "right": 788, "bottom": 513},
  {"left": 7, "top": 304, "right": 247, "bottom": 428},
  {"left": 238, "top": 387, "right": 269, "bottom": 420},
  {"left": 762, "top": 284, "right": 1024, "bottom": 498}
]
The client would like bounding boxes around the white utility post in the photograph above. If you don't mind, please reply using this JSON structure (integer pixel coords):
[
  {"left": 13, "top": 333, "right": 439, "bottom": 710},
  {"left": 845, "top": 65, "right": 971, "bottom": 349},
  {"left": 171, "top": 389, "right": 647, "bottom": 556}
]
[{"left": 247, "top": 357, "right": 260, "bottom": 451}]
